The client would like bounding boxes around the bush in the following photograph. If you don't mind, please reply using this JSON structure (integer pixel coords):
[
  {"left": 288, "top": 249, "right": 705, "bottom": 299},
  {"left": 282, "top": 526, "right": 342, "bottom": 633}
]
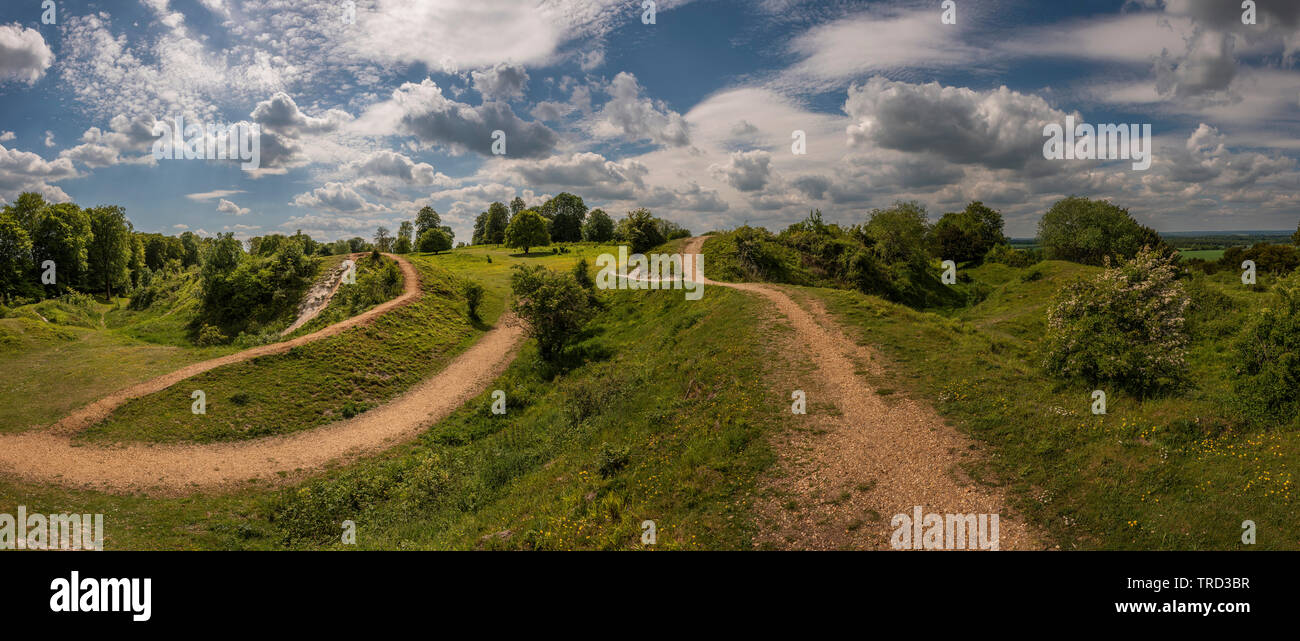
[
  {"left": 463, "top": 281, "right": 484, "bottom": 319},
  {"left": 196, "top": 323, "right": 228, "bottom": 346},
  {"left": 596, "top": 442, "right": 630, "bottom": 478},
  {"left": 1232, "top": 271, "right": 1300, "bottom": 427},
  {"left": 1041, "top": 247, "right": 1190, "bottom": 394},
  {"left": 510, "top": 265, "right": 594, "bottom": 361},
  {"left": 984, "top": 244, "right": 1042, "bottom": 268}
]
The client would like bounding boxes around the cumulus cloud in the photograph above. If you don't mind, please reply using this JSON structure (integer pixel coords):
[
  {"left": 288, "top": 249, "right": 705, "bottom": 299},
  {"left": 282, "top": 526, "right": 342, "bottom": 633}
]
[
  {"left": 506, "top": 152, "right": 648, "bottom": 199},
  {"left": 0, "top": 143, "right": 78, "bottom": 203},
  {"left": 59, "top": 114, "right": 160, "bottom": 168},
  {"left": 384, "top": 79, "right": 557, "bottom": 158},
  {"left": 1160, "top": 123, "right": 1295, "bottom": 189},
  {"left": 0, "top": 24, "right": 54, "bottom": 85},
  {"left": 711, "top": 150, "right": 772, "bottom": 192},
  {"left": 292, "top": 181, "right": 383, "bottom": 213},
  {"left": 216, "top": 198, "right": 250, "bottom": 216},
  {"left": 471, "top": 62, "right": 530, "bottom": 100},
  {"left": 843, "top": 77, "right": 1072, "bottom": 172},
  {"left": 348, "top": 150, "right": 455, "bottom": 187},
  {"left": 591, "top": 72, "right": 690, "bottom": 147}
]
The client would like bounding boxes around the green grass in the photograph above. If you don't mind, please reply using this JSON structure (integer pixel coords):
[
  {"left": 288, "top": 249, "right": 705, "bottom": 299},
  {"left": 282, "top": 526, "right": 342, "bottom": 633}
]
[
  {"left": 0, "top": 247, "right": 786, "bottom": 550},
  {"left": 77, "top": 244, "right": 621, "bottom": 444},
  {"left": 796, "top": 261, "right": 1300, "bottom": 549},
  {"left": 1178, "top": 249, "right": 1226, "bottom": 261}
]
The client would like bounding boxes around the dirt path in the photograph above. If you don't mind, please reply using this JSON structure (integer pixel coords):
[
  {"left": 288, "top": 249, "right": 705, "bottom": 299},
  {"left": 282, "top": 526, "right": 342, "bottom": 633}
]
[
  {"left": 47, "top": 253, "right": 420, "bottom": 436},
  {"left": 0, "top": 315, "right": 522, "bottom": 495},
  {"left": 0, "top": 252, "right": 527, "bottom": 495},
  {"left": 682, "top": 237, "right": 1038, "bottom": 550},
  {"left": 280, "top": 253, "right": 355, "bottom": 336}
]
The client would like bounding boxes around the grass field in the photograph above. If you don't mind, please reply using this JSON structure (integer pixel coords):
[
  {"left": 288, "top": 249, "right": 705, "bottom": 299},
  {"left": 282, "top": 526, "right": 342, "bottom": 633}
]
[
  {"left": 1177, "top": 248, "right": 1226, "bottom": 261},
  {"left": 0, "top": 241, "right": 788, "bottom": 550},
  {"left": 790, "top": 260, "right": 1299, "bottom": 549},
  {"left": 76, "top": 244, "right": 621, "bottom": 443}
]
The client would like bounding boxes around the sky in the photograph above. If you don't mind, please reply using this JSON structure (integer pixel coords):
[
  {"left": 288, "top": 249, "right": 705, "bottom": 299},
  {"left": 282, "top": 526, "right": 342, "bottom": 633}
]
[{"left": 0, "top": 0, "right": 1297, "bottom": 243}]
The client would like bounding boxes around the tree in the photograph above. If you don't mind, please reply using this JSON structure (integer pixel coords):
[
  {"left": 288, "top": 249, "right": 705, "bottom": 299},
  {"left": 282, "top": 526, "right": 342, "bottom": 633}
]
[
  {"left": 0, "top": 211, "right": 33, "bottom": 298},
  {"left": 374, "top": 226, "right": 393, "bottom": 252},
  {"left": 504, "top": 209, "right": 550, "bottom": 254},
  {"left": 1037, "top": 196, "right": 1167, "bottom": 266},
  {"left": 485, "top": 201, "right": 510, "bottom": 244},
  {"left": 87, "top": 205, "right": 132, "bottom": 297},
  {"left": 930, "top": 201, "right": 1007, "bottom": 263},
  {"left": 417, "top": 228, "right": 453, "bottom": 254},
  {"left": 1293, "top": 220, "right": 1300, "bottom": 247},
  {"left": 510, "top": 197, "right": 526, "bottom": 216},
  {"left": 583, "top": 208, "right": 614, "bottom": 242},
  {"left": 129, "top": 234, "right": 147, "bottom": 289},
  {"left": 395, "top": 221, "right": 413, "bottom": 254},
  {"left": 863, "top": 201, "right": 930, "bottom": 267},
  {"left": 31, "top": 202, "right": 91, "bottom": 291},
  {"left": 471, "top": 212, "right": 487, "bottom": 245},
  {"left": 544, "top": 192, "right": 587, "bottom": 243},
  {"left": 509, "top": 264, "right": 594, "bottom": 361},
  {"left": 347, "top": 237, "right": 368, "bottom": 253},
  {"left": 617, "top": 208, "right": 665, "bottom": 253},
  {"left": 2, "top": 191, "right": 47, "bottom": 235},
  {"left": 414, "top": 206, "right": 441, "bottom": 239},
  {"left": 180, "top": 231, "right": 201, "bottom": 267}
]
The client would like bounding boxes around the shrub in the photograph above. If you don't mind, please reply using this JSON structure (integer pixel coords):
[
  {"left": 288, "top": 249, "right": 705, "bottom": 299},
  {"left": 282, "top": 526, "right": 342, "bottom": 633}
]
[
  {"left": 596, "top": 442, "right": 630, "bottom": 478},
  {"left": 510, "top": 265, "right": 594, "bottom": 361},
  {"left": 1041, "top": 247, "right": 1190, "bottom": 394},
  {"left": 1232, "top": 271, "right": 1300, "bottom": 427},
  {"left": 571, "top": 257, "right": 594, "bottom": 290},
  {"left": 196, "top": 323, "right": 228, "bottom": 346},
  {"left": 984, "top": 244, "right": 1042, "bottom": 268},
  {"left": 463, "top": 281, "right": 484, "bottom": 319}
]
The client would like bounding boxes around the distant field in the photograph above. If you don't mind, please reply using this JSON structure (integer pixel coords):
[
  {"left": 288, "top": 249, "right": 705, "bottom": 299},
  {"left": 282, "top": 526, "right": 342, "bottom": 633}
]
[{"left": 1177, "top": 248, "right": 1225, "bottom": 261}]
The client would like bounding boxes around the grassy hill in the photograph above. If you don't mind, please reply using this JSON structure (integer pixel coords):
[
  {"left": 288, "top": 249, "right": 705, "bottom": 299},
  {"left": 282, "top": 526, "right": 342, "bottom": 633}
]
[
  {"left": 789, "top": 259, "right": 1299, "bottom": 549},
  {"left": 0, "top": 241, "right": 788, "bottom": 550}
]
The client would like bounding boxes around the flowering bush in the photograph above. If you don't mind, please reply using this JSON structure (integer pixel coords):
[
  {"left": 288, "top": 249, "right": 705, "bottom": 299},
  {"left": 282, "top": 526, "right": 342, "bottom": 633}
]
[
  {"left": 1042, "top": 247, "right": 1190, "bottom": 394},
  {"left": 1232, "top": 271, "right": 1300, "bottom": 427}
]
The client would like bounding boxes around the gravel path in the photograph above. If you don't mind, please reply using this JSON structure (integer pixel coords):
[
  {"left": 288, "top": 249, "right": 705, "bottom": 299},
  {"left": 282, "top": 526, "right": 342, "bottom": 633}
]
[{"left": 682, "top": 237, "right": 1037, "bottom": 550}]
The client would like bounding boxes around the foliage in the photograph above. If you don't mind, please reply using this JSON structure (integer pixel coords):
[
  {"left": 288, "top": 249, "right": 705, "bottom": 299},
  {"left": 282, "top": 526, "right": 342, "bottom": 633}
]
[
  {"left": 504, "top": 209, "right": 550, "bottom": 254},
  {"left": 1220, "top": 243, "right": 1300, "bottom": 275},
  {"left": 1232, "top": 271, "right": 1300, "bottom": 427},
  {"left": 417, "top": 228, "right": 453, "bottom": 254},
  {"left": 463, "top": 281, "right": 484, "bottom": 319},
  {"left": 541, "top": 192, "right": 587, "bottom": 243},
  {"left": 984, "top": 243, "right": 1042, "bottom": 268},
  {"left": 87, "top": 205, "right": 133, "bottom": 297},
  {"left": 510, "top": 264, "right": 594, "bottom": 361},
  {"left": 582, "top": 208, "right": 615, "bottom": 242},
  {"left": 1037, "top": 196, "right": 1169, "bottom": 266},
  {"left": 929, "top": 201, "right": 1007, "bottom": 264},
  {"left": 1042, "top": 247, "right": 1190, "bottom": 394},
  {"left": 617, "top": 207, "right": 666, "bottom": 254}
]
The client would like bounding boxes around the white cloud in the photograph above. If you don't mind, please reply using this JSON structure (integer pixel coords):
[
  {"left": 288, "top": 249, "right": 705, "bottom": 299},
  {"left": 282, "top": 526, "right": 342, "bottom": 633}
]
[
  {"left": 366, "top": 78, "right": 558, "bottom": 158},
  {"left": 471, "top": 62, "right": 530, "bottom": 100},
  {"left": 589, "top": 72, "right": 690, "bottom": 147},
  {"left": 216, "top": 198, "right": 251, "bottom": 216},
  {"left": 0, "top": 143, "right": 79, "bottom": 203},
  {"left": 711, "top": 150, "right": 773, "bottom": 192},
  {"left": 0, "top": 24, "right": 54, "bottom": 85},
  {"left": 186, "top": 189, "right": 246, "bottom": 201}
]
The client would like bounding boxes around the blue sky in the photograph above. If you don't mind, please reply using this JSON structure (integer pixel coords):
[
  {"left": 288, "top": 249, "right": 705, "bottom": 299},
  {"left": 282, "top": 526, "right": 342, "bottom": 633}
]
[{"left": 1, "top": 0, "right": 1297, "bottom": 243}]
